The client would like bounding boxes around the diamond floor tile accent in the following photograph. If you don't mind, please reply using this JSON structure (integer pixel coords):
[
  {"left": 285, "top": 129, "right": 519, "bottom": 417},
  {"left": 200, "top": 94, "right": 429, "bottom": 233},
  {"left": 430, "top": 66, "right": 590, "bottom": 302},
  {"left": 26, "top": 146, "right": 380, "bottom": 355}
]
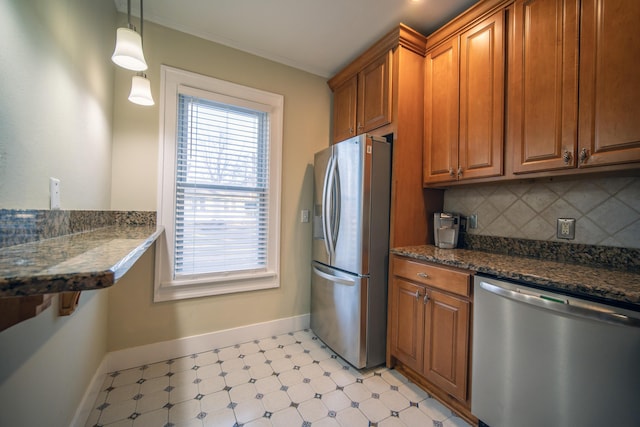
[{"left": 84, "top": 330, "right": 471, "bottom": 427}]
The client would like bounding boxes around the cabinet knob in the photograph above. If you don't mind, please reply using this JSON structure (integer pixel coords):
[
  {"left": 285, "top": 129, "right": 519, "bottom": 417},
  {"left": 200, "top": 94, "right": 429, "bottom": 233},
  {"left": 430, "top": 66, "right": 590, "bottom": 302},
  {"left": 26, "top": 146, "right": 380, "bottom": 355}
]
[
  {"left": 349, "top": 127, "right": 354, "bottom": 134},
  {"left": 414, "top": 290, "right": 421, "bottom": 300},
  {"left": 562, "top": 150, "right": 572, "bottom": 164},
  {"left": 423, "top": 293, "right": 430, "bottom": 304},
  {"left": 417, "top": 272, "right": 429, "bottom": 279},
  {"left": 457, "top": 167, "right": 463, "bottom": 177},
  {"left": 449, "top": 168, "right": 455, "bottom": 177},
  {"left": 579, "top": 148, "right": 589, "bottom": 164},
  {"left": 357, "top": 123, "right": 364, "bottom": 131}
]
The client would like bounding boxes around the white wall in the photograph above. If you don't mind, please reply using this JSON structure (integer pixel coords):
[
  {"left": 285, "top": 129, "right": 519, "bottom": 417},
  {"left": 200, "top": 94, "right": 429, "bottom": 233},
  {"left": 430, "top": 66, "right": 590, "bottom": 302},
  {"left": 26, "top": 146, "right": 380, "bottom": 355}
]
[
  {"left": 0, "top": 0, "right": 116, "bottom": 425},
  {"left": 108, "top": 19, "right": 331, "bottom": 351},
  {"left": 0, "top": 0, "right": 115, "bottom": 210}
]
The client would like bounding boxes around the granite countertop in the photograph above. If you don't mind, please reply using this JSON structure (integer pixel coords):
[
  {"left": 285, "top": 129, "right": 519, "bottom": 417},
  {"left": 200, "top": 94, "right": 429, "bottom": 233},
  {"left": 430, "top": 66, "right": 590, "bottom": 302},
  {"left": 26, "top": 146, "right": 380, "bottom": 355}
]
[
  {"left": 392, "top": 245, "right": 640, "bottom": 309},
  {"left": 0, "top": 225, "right": 163, "bottom": 297}
]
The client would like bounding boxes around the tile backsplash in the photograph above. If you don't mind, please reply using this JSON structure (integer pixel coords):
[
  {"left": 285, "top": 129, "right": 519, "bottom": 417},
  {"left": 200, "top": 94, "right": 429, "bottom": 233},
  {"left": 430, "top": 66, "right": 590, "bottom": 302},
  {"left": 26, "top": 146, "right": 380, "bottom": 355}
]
[{"left": 443, "top": 175, "right": 640, "bottom": 249}]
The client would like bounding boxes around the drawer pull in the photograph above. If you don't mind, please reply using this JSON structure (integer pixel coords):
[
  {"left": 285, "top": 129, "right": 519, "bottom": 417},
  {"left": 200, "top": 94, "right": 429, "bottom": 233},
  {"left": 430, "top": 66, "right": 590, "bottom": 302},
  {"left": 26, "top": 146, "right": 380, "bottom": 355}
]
[{"left": 417, "top": 272, "right": 429, "bottom": 279}]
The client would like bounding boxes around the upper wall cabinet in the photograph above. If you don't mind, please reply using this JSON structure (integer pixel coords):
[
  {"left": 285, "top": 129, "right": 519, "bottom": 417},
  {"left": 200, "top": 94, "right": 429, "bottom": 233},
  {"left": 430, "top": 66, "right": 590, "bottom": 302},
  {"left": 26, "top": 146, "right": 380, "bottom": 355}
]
[
  {"left": 331, "top": 75, "right": 358, "bottom": 144},
  {"left": 577, "top": 0, "right": 640, "bottom": 168},
  {"left": 511, "top": 0, "right": 640, "bottom": 174},
  {"left": 424, "top": 10, "right": 505, "bottom": 185},
  {"left": 510, "top": 0, "right": 580, "bottom": 173},
  {"left": 331, "top": 52, "right": 392, "bottom": 143},
  {"left": 329, "top": 50, "right": 393, "bottom": 143}
]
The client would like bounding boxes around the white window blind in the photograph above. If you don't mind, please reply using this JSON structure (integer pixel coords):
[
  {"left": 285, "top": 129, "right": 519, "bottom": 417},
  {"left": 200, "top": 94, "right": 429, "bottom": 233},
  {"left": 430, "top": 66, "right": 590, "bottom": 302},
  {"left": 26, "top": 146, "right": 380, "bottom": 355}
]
[
  {"left": 174, "top": 94, "right": 270, "bottom": 278},
  {"left": 155, "top": 66, "right": 282, "bottom": 302}
]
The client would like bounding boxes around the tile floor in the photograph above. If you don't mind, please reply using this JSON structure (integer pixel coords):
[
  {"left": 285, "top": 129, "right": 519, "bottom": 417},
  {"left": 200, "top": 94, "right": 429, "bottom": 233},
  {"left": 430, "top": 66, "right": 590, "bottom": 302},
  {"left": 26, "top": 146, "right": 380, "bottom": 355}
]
[{"left": 85, "top": 330, "right": 471, "bottom": 427}]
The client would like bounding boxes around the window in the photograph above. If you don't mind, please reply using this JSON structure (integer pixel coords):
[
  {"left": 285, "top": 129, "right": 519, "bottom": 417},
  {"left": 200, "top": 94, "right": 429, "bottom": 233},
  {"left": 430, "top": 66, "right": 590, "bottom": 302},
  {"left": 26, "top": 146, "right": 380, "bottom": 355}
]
[{"left": 155, "top": 66, "right": 283, "bottom": 302}]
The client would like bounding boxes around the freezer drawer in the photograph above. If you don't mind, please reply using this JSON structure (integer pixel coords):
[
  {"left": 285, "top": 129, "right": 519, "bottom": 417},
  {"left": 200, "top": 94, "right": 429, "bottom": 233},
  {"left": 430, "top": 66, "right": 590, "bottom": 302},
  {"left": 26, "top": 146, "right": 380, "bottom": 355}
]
[{"left": 311, "top": 263, "right": 367, "bottom": 368}]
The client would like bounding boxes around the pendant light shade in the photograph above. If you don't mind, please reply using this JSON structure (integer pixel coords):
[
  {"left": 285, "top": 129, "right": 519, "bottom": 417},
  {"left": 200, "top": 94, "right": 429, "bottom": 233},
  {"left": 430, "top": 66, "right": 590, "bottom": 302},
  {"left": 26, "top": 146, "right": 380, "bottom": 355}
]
[
  {"left": 128, "top": 73, "right": 154, "bottom": 106},
  {"left": 112, "top": 27, "right": 148, "bottom": 71},
  {"left": 113, "top": 0, "right": 153, "bottom": 106}
]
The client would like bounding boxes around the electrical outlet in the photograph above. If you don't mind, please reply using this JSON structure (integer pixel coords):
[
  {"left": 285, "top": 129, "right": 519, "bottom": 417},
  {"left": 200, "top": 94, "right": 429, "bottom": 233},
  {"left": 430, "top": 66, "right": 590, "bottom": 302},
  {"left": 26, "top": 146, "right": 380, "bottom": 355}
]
[
  {"left": 468, "top": 213, "right": 478, "bottom": 229},
  {"left": 300, "top": 209, "right": 310, "bottom": 223},
  {"left": 557, "top": 218, "right": 575, "bottom": 240}
]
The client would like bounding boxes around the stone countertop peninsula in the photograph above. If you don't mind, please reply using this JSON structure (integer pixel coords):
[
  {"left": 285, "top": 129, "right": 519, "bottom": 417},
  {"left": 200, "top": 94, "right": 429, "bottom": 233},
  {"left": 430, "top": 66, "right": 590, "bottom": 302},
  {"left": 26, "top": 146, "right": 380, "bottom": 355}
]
[
  {"left": 392, "top": 244, "right": 640, "bottom": 310},
  {"left": 0, "top": 210, "right": 162, "bottom": 297}
]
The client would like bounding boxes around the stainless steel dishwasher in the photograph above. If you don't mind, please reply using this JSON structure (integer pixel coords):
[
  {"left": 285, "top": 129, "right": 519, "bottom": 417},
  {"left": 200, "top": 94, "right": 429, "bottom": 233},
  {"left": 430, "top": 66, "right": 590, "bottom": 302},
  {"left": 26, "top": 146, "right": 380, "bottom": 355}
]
[{"left": 472, "top": 274, "right": 640, "bottom": 427}]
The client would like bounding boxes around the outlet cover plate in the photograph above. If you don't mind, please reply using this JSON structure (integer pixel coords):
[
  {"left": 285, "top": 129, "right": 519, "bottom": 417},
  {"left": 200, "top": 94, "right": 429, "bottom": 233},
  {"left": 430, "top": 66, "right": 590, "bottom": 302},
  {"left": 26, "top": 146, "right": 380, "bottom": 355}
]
[{"left": 557, "top": 218, "right": 576, "bottom": 240}]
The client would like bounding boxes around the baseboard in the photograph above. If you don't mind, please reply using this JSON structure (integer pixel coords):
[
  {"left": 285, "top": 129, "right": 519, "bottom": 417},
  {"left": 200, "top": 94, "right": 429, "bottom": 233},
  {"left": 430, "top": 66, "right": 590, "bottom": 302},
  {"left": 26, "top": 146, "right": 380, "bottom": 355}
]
[
  {"left": 70, "top": 355, "right": 110, "bottom": 427},
  {"left": 105, "top": 313, "right": 310, "bottom": 372},
  {"left": 71, "top": 313, "right": 309, "bottom": 426}
]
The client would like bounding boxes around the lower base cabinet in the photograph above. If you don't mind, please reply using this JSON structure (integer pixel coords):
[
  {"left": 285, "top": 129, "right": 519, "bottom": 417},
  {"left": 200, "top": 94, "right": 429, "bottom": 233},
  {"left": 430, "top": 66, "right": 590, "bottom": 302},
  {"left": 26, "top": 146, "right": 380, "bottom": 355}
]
[{"left": 387, "top": 255, "right": 475, "bottom": 425}]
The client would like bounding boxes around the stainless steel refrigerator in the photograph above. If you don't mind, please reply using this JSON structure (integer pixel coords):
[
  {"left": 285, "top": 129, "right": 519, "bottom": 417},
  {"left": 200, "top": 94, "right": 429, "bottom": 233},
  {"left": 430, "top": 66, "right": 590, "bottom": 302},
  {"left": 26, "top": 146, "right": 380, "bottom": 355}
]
[{"left": 311, "top": 133, "right": 391, "bottom": 369}]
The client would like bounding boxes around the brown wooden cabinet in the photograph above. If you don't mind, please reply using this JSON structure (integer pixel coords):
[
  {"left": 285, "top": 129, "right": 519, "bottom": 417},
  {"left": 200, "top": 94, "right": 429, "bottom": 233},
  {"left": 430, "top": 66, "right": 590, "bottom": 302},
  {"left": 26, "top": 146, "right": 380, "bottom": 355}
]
[
  {"left": 388, "top": 255, "right": 473, "bottom": 420},
  {"left": 577, "top": 0, "right": 640, "bottom": 167},
  {"left": 329, "top": 25, "right": 445, "bottom": 247},
  {"left": 329, "top": 51, "right": 392, "bottom": 143},
  {"left": 511, "top": 0, "right": 640, "bottom": 174},
  {"left": 424, "top": 10, "right": 505, "bottom": 185},
  {"left": 423, "top": 288, "right": 470, "bottom": 402},
  {"left": 510, "top": 0, "right": 580, "bottom": 173},
  {"left": 331, "top": 75, "right": 358, "bottom": 144},
  {"left": 389, "top": 277, "right": 425, "bottom": 373},
  {"left": 358, "top": 52, "right": 393, "bottom": 137},
  {"left": 424, "top": 38, "right": 459, "bottom": 184}
]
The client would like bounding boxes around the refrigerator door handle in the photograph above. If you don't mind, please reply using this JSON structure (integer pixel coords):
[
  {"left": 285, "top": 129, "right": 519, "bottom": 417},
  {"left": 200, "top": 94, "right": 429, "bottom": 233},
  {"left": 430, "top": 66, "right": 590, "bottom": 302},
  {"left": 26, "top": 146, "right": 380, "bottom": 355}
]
[
  {"left": 331, "top": 162, "right": 341, "bottom": 252},
  {"left": 325, "top": 154, "right": 338, "bottom": 258},
  {"left": 321, "top": 155, "right": 333, "bottom": 259},
  {"left": 312, "top": 266, "right": 356, "bottom": 287}
]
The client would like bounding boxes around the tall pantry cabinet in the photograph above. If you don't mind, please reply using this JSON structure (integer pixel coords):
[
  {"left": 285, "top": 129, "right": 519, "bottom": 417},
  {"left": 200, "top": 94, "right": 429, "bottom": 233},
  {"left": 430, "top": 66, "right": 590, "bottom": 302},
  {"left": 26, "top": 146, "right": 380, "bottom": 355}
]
[{"left": 328, "top": 25, "right": 444, "bottom": 248}]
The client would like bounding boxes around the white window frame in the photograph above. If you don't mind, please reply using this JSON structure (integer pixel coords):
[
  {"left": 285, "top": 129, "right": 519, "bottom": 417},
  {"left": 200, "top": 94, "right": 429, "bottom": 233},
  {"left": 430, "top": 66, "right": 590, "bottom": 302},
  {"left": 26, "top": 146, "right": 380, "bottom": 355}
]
[{"left": 155, "top": 65, "right": 283, "bottom": 302}]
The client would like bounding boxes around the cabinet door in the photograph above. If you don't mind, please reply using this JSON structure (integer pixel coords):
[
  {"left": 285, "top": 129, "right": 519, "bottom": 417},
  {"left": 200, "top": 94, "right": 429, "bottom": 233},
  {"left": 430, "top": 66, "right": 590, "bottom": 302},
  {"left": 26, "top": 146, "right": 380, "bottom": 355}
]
[
  {"left": 458, "top": 10, "right": 505, "bottom": 180},
  {"left": 358, "top": 52, "right": 393, "bottom": 134},
  {"left": 332, "top": 75, "right": 358, "bottom": 143},
  {"left": 424, "top": 38, "right": 459, "bottom": 184},
  {"left": 578, "top": 0, "right": 640, "bottom": 167},
  {"left": 511, "top": 0, "right": 579, "bottom": 173},
  {"left": 423, "top": 289, "right": 470, "bottom": 403},
  {"left": 389, "top": 278, "right": 425, "bottom": 372}
]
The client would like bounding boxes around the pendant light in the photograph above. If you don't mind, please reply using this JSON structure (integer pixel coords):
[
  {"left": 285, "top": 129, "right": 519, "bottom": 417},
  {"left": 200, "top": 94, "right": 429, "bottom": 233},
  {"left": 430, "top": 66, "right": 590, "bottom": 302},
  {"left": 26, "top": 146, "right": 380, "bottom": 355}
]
[
  {"left": 111, "top": 0, "right": 148, "bottom": 71},
  {"left": 111, "top": 0, "right": 154, "bottom": 106},
  {"left": 128, "top": 72, "right": 155, "bottom": 106}
]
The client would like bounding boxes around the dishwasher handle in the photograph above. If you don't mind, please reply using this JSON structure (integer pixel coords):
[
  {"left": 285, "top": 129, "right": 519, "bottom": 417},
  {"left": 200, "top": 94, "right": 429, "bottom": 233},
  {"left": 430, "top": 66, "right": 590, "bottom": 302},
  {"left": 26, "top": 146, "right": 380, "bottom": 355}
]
[{"left": 479, "top": 281, "right": 640, "bottom": 328}]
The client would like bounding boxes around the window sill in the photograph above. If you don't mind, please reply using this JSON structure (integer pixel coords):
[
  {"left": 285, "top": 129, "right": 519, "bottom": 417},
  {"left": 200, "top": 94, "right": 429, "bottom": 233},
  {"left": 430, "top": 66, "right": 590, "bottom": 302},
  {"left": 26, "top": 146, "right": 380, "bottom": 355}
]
[{"left": 154, "top": 271, "right": 279, "bottom": 302}]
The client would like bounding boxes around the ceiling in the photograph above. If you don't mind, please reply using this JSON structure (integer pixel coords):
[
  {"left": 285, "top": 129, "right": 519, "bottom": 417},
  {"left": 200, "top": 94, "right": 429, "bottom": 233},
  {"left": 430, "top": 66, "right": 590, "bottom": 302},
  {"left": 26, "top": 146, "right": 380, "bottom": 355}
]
[{"left": 115, "top": 0, "right": 479, "bottom": 78}]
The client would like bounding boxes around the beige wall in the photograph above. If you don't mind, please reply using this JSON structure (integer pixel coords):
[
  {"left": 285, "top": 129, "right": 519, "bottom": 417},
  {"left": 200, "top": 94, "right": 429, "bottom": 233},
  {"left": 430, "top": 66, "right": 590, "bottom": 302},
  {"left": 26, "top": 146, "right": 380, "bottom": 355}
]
[
  {"left": 0, "top": 0, "right": 116, "bottom": 425},
  {"left": 108, "top": 19, "right": 331, "bottom": 350}
]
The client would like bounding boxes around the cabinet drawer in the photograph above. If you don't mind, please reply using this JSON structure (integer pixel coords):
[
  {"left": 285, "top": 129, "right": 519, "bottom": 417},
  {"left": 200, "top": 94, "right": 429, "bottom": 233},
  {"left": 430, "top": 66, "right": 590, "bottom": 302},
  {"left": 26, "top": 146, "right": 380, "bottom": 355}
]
[{"left": 392, "top": 257, "right": 471, "bottom": 297}]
